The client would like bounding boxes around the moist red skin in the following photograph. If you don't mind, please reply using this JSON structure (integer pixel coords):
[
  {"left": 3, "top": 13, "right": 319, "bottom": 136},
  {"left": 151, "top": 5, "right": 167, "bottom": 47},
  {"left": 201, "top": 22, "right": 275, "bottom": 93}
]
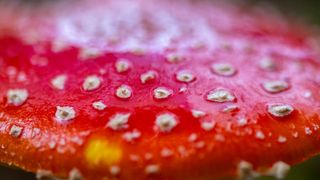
[{"left": 0, "top": 0, "right": 320, "bottom": 180}]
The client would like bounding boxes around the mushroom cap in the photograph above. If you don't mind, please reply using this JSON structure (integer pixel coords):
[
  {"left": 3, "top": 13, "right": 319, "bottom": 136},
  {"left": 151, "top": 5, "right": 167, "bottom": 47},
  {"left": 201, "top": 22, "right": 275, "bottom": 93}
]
[{"left": 0, "top": 0, "right": 320, "bottom": 179}]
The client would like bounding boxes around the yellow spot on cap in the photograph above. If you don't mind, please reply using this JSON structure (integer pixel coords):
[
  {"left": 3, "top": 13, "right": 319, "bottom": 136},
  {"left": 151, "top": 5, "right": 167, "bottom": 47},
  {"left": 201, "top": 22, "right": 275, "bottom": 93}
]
[{"left": 84, "top": 138, "right": 122, "bottom": 167}]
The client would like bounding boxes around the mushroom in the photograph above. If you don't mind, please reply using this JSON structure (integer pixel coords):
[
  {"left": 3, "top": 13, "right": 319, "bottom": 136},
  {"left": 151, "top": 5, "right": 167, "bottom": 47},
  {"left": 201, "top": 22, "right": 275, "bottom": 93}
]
[{"left": 0, "top": 0, "right": 319, "bottom": 180}]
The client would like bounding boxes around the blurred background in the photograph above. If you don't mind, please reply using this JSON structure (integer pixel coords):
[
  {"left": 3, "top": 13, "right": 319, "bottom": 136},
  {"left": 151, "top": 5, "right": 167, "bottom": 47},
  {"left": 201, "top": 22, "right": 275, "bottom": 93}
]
[
  {"left": 249, "top": 0, "right": 320, "bottom": 24},
  {"left": 1, "top": 0, "right": 320, "bottom": 179}
]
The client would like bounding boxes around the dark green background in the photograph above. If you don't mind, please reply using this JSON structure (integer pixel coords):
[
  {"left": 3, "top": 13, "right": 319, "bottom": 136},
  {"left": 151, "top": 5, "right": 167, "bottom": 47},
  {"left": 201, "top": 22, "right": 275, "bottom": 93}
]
[{"left": 1, "top": 0, "right": 320, "bottom": 179}]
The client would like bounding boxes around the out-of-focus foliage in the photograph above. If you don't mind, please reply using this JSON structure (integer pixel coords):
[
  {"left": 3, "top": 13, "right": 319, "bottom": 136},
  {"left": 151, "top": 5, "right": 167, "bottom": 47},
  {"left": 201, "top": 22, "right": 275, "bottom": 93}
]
[
  {"left": 250, "top": 0, "right": 320, "bottom": 24},
  {"left": 0, "top": 165, "right": 34, "bottom": 180}
]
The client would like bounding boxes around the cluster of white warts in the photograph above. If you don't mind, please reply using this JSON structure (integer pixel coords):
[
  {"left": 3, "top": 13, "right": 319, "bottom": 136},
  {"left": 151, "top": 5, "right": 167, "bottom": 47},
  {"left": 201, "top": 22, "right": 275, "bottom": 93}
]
[
  {"left": 6, "top": 58, "right": 299, "bottom": 178},
  {"left": 6, "top": 56, "right": 304, "bottom": 178},
  {"left": 6, "top": 57, "right": 298, "bottom": 133}
]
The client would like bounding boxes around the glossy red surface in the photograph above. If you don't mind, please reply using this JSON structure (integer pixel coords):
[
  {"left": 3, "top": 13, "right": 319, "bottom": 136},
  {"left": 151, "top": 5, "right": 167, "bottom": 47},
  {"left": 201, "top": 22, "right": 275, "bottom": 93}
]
[{"left": 0, "top": 0, "right": 320, "bottom": 179}]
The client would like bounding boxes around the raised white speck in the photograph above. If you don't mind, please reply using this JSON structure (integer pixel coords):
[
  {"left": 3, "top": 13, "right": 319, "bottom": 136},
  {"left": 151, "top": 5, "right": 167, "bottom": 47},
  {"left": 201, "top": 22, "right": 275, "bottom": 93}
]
[
  {"left": 69, "top": 168, "right": 83, "bottom": 180},
  {"left": 9, "top": 125, "right": 23, "bottom": 138},
  {"left": 55, "top": 106, "right": 76, "bottom": 122},
  {"left": 7, "top": 66, "right": 17, "bottom": 77},
  {"left": 176, "top": 71, "right": 196, "bottom": 83},
  {"left": 305, "top": 127, "right": 312, "bottom": 135},
  {"left": 144, "top": 153, "right": 153, "bottom": 160},
  {"left": 223, "top": 105, "right": 239, "bottom": 113},
  {"left": 145, "top": 164, "right": 160, "bottom": 174},
  {"left": 7, "top": 89, "right": 28, "bottom": 106},
  {"left": 70, "top": 136, "right": 84, "bottom": 146},
  {"left": 140, "top": 71, "right": 157, "bottom": 84},
  {"left": 268, "top": 104, "right": 294, "bottom": 117},
  {"left": 153, "top": 87, "right": 172, "bottom": 100},
  {"left": 201, "top": 121, "right": 215, "bottom": 131},
  {"left": 36, "top": 170, "right": 55, "bottom": 180},
  {"left": 115, "top": 85, "right": 132, "bottom": 99},
  {"left": 166, "top": 53, "right": 183, "bottom": 63},
  {"left": 129, "top": 154, "right": 140, "bottom": 162},
  {"left": 303, "top": 91, "right": 312, "bottom": 98},
  {"left": 195, "top": 141, "right": 205, "bottom": 149},
  {"left": 92, "top": 101, "right": 107, "bottom": 110},
  {"left": 51, "top": 75, "right": 67, "bottom": 90},
  {"left": 99, "top": 69, "right": 106, "bottom": 75},
  {"left": 59, "top": 139, "right": 66, "bottom": 146},
  {"left": 211, "top": 63, "right": 236, "bottom": 76},
  {"left": 178, "top": 146, "right": 188, "bottom": 157},
  {"left": 259, "top": 57, "right": 276, "bottom": 70},
  {"left": 109, "top": 165, "right": 121, "bottom": 176},
  {"left": 123, "top": 129, "right": 141, "bottom": 142},
  {"left": 238, "top": 117, "right": 248, "bottom": 127},
  {"left": 263, "top": 80, "right": 289, "bottom": 93},
  {"left": 191, "top": 41, "right": 206, "bottom": 50},
  {"left": 17, "top": 72, "right": 27, "bottom": 82},
  {"left": 278, "top": 136, "right": 287, "bottom": 143},
  {"left": 188, "top": 133, "right": 198, "bottom": 142},
  {"left": 48, "top": 141, "right": 56, "bottom": 149},
  {"left": 82, "top": 75, "right": 101, "bottom": 91},
  {"left": 179, "top": 87, "right": 187, "bottom": 93},
  {"left": 255, "top": 131, "right": 265, "bottom": 140},
  {"left": 267, "top": 161, "right": 290, "bottom": 179},
  {"left": 191, "top": 109, "right": 206, "bottom": 118},
  {"left": 30, "top": 56, "right": 48, "bottom": 67},
  {"left": 155, "top": 113, "right": 178, "bottom": 133},
  {"left": 161, "top": 148, "right": 173, "bottom": 158},
  {"left": 115, "top": 59, "right": 131, "bottom": 73},
  {"left": 107, "top": 113, "right": 130, "bottom": 130},
  {"left": 51, "top": 40, "right": 67, "bottom": 53},
  {"left": 78, "top": 48, "right": 101, "bottom": 60},
  {"left": 237, "top": 161, "right": 259, "bottom": 180},
  {"left": 31, "top": 128, "right": 40, "bottom": 138},
  {"left": 292, "top": 131, "right": 299, "bottom": 138},
  {"left": 206, "top": 89, "right": 235, "bottom": 103},
  {"left": 131, "top": 48, "right": 145, "bottom": 55},
  {"left": 214, "top": 134, "right": 225, "bottom": 142}
]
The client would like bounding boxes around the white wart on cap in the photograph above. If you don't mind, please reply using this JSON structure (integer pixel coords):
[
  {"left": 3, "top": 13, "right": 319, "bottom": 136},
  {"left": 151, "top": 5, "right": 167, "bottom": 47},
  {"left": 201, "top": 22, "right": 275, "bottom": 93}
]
[
  {"left": 268, "top": 104, "right": 294, "bottom": 117},
  {"left": 107, "top": 113, "right": 131, "bottom": 130},
  {"left": 155, "top": 113, "right": 178, "bottom": 133},
  {"left": 115, "top": 85, "right": 132, "bottom": 99},
  {"left": 206, "top": 89, "right": 235, "bottom": 103},
  {"left": 262, "top": 80, "right": 289, "bottom": 93},
  {"left": 153, "top": 87, "right": 172, "bottom": 100},
  {"left": 82, "top": 75, "right": 101, "bottom": 91},
  {"left": 176, "top": 70, "right": 196, "bottom": 83},
  {"left": 7, "top": 89, "right": 28, "bottom": 106},
  {"left": 115, "top": 59, "right": 131, "bottom": 73},
  {"left": 92, "top": 101, "right": 107, "bottom": 110},
  {"left": 51, "top": 75, "right": 67, "bottom": 90},
  {"left": 140, "top": 71, "right": 157, "bottom": 84},
  {"left": 211, "top": 63, "right": 236, "bottom": 76},
  {"left": 55, "top": 106, "right": 76, "bottom": 122}
]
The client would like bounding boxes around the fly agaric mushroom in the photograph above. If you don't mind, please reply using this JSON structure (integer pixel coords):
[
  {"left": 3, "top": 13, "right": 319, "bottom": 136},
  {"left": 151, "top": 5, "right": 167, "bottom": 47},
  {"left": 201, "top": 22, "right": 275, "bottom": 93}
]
[{"left": 0, "top": 0, "right": 320, "bottom": 179}]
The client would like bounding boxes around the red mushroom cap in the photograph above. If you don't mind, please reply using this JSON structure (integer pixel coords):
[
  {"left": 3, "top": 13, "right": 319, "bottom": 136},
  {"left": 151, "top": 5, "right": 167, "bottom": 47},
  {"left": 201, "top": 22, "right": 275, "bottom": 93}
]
[{"left": 0, "top": 0, "right": 320, "bottom": 179}]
